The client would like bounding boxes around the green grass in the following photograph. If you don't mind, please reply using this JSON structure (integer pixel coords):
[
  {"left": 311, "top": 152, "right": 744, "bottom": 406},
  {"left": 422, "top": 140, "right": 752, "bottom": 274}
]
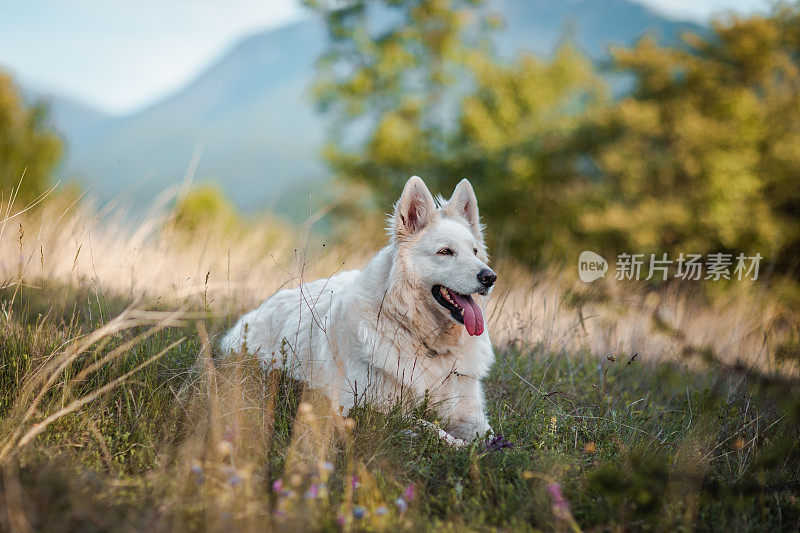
[{"left": 0, "top": 282, "right": 798, "bottom": 531}]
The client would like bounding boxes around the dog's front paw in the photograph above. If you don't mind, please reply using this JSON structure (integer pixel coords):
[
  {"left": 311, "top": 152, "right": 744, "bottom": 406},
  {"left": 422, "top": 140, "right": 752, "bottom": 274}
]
[
  {"left": 436, "top": 426, "right": 466, "bottom": 448},
  {"left": 416, "top": 419, "right": 468, "bottom": 447}
]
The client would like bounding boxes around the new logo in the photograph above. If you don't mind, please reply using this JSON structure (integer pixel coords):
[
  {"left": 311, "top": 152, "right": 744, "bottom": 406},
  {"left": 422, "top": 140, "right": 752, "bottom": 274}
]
[{"left": 578, "top": 251, "right": 608, "bottom": 282}]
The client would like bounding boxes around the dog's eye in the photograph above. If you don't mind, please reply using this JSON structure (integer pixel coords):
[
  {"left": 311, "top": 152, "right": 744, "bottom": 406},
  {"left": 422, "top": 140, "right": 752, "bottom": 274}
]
[
  {"left": 473, "top": 248, "right": 478, "bottom": 255},
  {"left": 437, "top": 248, "right": 454, "bottom": 256}
]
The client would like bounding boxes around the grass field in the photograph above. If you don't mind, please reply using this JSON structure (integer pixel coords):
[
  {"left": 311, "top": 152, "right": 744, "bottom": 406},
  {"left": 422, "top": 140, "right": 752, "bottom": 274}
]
[{"left": 0, "top": 198, "right": 798, "bottom": 531}]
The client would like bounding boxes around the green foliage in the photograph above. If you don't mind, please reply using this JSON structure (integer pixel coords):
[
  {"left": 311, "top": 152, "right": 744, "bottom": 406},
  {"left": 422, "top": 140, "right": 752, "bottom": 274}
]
[
  {"left": 310, "top": 2, "right": 800, "bottom": 275},
  {"left": 308, "top": 0, "right": 606, "bottom": 260},
  {"left": 306, "top": 0, "right": 495, "bottom": 201},
  {"left": 451, "top": 46, "right": 606, "bottom": 258},
  {"left": 0, "top": 73, "right": 62, "bottom": 205},
  {"left": 585, "top": 7, "right": 800, "bottom": 269},
  {"left": 171, "top": 183, "right": 239, "bottom": 232}
]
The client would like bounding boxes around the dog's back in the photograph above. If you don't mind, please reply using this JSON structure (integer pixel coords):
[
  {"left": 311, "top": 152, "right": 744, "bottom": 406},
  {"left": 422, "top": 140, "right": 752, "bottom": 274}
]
[{"left": 220, "top": 270, "right": 361, "bottom": 386}]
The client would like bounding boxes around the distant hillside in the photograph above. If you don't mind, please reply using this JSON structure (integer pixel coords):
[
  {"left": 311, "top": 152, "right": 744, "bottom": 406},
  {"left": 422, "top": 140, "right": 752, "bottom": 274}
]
[
  {"left": 39, "top": 0, "right": 703, "bottom": 218},
  {"left": 495, "top": 0, "right": 700, "bottom": 57},
  {"left": 19, "top": 86, "right": 109, "bottom": 145},
  {"left": 61, "top": 21, "right": 326, "bottom": 215}
]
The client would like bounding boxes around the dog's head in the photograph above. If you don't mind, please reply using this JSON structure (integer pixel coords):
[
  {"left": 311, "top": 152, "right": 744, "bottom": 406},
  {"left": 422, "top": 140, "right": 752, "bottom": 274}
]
[{"left": 390, "top": 176, "right": 496, "bottom": 337}]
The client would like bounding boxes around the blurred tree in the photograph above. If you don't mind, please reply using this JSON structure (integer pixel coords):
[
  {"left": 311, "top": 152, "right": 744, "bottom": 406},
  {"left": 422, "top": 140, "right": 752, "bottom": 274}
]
[
  {"left": 0, "top": 73, "right": 62, "bottom": 206},
  {"left": 171, "top": 183, "right": 239, "bottom": 233},
  {"left": 309, "top": 1, "right": 800, "bottom": 275},
  {"left": 450, "top": 46, "right": 606, "bottom": 258},
  {"left": 584, "top": 6, "right": 800, "bottom": 273},
  {"left": 306, "top": 0, "right": 605, "bottom": 258},
  {"left": 169, "top": 183, "right": 291, "bottom": 253},
  {"left": 306, "top": 0, "right": 493, "bottom": 204}
]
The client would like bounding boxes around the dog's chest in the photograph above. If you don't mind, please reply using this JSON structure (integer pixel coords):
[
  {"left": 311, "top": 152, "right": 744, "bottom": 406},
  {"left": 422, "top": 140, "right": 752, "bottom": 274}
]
[{"left": 354, "top": 316, "right": 489, "bottom": 392}]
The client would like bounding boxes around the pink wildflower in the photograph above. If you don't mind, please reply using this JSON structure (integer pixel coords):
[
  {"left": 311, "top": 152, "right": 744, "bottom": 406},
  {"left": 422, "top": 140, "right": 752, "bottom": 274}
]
[{"left": 404, "top": 482, "right": 415, "bottom": 501}]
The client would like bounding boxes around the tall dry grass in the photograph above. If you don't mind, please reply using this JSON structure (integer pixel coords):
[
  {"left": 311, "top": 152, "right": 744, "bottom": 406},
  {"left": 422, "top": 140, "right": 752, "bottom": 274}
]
[{"left": 1, "top": 189, "right": 797, "bottom": 373}]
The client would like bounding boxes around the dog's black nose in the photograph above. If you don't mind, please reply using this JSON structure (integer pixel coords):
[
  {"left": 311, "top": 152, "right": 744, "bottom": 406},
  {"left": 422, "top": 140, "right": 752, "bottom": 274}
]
[{"left": 478, "top": 268, "right": 497, "bottom": 288}]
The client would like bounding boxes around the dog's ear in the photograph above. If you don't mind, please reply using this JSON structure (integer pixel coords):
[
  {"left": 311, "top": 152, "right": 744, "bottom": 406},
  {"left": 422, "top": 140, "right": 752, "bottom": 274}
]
[
  {"left": 444, "top": 179, "right": 483, "bottom": 240},
  {"left": 394, "top": 176, "right": 437, "bottom": 239}
]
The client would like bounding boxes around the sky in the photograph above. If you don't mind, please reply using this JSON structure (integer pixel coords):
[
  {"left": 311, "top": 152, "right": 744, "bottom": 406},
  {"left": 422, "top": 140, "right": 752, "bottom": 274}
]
[{"left": 0, "top": 0, "right": 773, "bottom": 116}]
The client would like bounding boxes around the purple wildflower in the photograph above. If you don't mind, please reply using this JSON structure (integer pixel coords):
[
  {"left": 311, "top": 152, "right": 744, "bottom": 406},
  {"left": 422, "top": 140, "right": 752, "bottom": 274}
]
[
  {"left": 304, "top": 484, "right": 319, "bottom": 499},
  {"left": 404, "top": 482, "right": 415, "bottom": 501},
  {"left": 336, "top": 515, "right": 346, "bottom": 526},
  {"left": 353, "top": 506, "right": 366, "bottom": 519},
  {"left": 546, "top": 482, "right": 571, "bottom": 519},
  {"left": 375, "top": 506, "right": 388, "bottom": 516},
  {"left": 483, "top": 435, "right": 514, "bottom": 452},
  {"left": 272, "top": 478, "right": 283, "bottom": 492},
  {"left": 351, "top": 475, "right": 360, "bottom": 489}
]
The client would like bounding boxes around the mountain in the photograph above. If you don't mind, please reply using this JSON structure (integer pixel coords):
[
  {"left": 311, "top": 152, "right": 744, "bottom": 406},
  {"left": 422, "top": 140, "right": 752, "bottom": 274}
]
[
  {"left": 49, "top": 0, "right": 703, "bottom": 217},
  {"left": 495, "top": 0, "right": 700, "bottom": 58},
  {"left": 61, "top": 21, "right": 327, "bottom": 215},
  {"left": 19, "top": 86, "right": 109, "bottom": 145}
]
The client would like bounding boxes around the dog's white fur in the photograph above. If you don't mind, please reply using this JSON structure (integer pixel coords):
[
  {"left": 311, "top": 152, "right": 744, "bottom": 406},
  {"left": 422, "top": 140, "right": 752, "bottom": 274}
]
[{"left": 220, "top": 176, "right": 495, "bottom": 445}]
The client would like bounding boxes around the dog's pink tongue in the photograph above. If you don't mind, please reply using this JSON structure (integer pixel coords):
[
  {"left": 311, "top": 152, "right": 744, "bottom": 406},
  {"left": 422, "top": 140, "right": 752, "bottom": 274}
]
[{"left": 451, "top": 293, "right": 484, "bottom": 336}]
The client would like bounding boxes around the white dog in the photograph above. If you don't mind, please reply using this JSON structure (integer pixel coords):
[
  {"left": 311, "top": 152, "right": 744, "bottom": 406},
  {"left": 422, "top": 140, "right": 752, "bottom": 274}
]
[{"left": 220, "top": 176, "right": 497, "bottom": 446}]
